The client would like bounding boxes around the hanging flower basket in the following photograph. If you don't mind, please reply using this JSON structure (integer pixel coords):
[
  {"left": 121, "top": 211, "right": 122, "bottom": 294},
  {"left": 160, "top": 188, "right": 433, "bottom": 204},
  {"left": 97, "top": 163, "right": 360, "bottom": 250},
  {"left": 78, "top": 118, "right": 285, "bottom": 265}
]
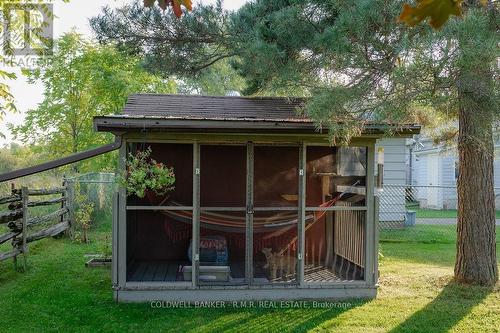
[{"left": 120, "top": 147, "right": 175, "bottom": 200}]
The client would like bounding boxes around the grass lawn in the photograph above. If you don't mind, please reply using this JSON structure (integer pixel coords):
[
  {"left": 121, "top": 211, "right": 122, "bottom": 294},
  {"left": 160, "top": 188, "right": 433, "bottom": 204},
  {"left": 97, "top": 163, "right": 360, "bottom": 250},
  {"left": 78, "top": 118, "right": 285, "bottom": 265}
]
[
  {"left": 406, "top": 205, "right": 500, "bottom": 219},
  {"left": 0, "top": 222, "right": 499, "bottom": 332}
]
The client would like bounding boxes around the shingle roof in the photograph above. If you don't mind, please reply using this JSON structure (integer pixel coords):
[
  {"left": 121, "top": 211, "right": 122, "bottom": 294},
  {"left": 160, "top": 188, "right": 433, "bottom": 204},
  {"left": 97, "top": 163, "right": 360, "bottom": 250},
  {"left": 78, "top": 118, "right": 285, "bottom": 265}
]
[
  {"left": 121, "top": 94, "right": 310, "bottom": 122},
  {"left": 94, "top": 94, "right": 421, "bottom": 135}
]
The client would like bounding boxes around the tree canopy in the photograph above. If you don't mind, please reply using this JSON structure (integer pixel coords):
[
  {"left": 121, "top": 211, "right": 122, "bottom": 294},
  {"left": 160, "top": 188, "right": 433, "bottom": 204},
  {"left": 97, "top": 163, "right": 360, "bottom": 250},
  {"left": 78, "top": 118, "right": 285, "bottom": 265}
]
[{"left": 92, "top": 0, "right": 497, "bottom": 142}]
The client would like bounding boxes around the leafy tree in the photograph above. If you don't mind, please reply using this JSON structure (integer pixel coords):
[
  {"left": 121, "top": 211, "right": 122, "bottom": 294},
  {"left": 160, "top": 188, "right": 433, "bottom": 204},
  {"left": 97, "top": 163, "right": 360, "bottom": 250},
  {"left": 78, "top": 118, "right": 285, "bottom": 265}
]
[
  {"left": 177, "top": 58, "right": 247, "bottom": 95},
  {"left": 11, "top": 32, "right": 177, "bottom": 172},
  {"left": 93, "top": 0, "right": 498, "bottom": 285},
  {"left": 0, "top": 0, "right": 63, "bottom": 138}
]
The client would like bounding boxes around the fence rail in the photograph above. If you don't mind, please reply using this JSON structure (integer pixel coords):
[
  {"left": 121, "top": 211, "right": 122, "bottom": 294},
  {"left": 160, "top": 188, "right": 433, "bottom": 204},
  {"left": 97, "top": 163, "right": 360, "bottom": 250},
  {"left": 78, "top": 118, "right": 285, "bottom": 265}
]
[{"left": 0, "top": 183, "right": 73, "bottom": 268}]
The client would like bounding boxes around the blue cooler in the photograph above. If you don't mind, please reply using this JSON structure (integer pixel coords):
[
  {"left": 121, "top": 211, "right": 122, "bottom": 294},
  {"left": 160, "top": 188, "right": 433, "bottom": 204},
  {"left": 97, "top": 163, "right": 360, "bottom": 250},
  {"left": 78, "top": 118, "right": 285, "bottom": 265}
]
[{"left": 187, "top": 236, "right": 228, "bottom": 265}]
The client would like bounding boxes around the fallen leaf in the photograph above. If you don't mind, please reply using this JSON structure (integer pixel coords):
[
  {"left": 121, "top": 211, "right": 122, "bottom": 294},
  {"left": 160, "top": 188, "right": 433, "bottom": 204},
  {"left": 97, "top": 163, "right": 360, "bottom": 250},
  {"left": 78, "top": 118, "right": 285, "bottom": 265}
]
[
  {"left": 181, "top": 0, "right": 193, "bottom": 11},
  {"left": 142, "top": 0, "right": 192, "bottom": 17},
  {"left": 399, "top": 0, "right": 462, "bottom": 29},
  {"left": 172, "top": 0, "right": 182, "bottom": 18}
]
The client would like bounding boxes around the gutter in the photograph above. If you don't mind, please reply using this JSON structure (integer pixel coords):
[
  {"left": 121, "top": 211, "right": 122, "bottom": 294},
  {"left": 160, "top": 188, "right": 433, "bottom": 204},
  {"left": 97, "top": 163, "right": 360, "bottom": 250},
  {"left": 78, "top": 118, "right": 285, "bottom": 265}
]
[
  {"left": 93, "top": 117, "right": 421, "bottom": 135},
  {"left": 0, "top": 136, "right": 122, "bottom": 183}
]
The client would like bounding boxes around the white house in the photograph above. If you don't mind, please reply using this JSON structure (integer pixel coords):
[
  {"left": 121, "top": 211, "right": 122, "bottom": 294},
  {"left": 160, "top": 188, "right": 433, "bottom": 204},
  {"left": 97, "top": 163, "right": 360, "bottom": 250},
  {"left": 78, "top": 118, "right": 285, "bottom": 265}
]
[{"left": 410, "top": 133, "right": 500, "bottom": 209}]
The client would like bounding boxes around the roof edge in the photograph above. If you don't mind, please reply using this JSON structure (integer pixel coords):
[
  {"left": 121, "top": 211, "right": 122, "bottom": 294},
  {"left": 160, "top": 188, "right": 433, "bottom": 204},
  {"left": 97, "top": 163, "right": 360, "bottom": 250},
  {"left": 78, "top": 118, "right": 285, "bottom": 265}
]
[{"left": 93, "top": 116, "right": 421, "bottom": 137}]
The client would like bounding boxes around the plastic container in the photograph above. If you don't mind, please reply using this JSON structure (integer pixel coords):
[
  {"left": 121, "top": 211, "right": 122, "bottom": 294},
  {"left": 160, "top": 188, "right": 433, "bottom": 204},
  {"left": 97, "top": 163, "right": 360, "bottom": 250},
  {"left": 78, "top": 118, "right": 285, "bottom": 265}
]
[{"left": 405, "top": 210, "right": 416, "bottom": 227}]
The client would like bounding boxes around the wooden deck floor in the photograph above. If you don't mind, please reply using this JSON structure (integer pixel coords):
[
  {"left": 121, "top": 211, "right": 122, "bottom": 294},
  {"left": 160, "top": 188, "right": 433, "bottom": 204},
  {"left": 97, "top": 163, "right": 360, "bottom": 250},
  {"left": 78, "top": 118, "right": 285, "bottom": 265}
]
[
  {"left": 128, "top": 261, "right": 188, "bottom": 282},
  {"left": 304, "top": 264, "right": 343, "bottom": 282},
  {"left": 128, "top": 261, "right": 354, "bottom": 283}
]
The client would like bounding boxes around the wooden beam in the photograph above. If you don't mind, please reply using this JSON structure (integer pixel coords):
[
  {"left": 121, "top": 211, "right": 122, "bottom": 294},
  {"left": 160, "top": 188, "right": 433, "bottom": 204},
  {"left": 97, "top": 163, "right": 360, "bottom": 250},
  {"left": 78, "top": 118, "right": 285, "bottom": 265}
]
[
  {"left": 0, "top": 231, "right": 20, "bottom": 245},
  {"left": 0, "top": 136, "right": 122, "bottom": 183},
  {"left": 0, "top": 209, "right": 23, "bottom": 224},
  {"left": 0, "top": 248, "right": 22, "bottom": 261},
  {"left": 26, "top": 208, "right": 68, "bottom": 227},
  {"left": 13, "top": 221, "right": 69, "bottom": 246},
  {"left": 28, "top": 188, "right": 66, "bottom": 196},
  {"left": 7, "top": 196, "right": 66, "bottom": 210},
  {"left": 0, "top": 194, "right": 21, "bottom": 205}
]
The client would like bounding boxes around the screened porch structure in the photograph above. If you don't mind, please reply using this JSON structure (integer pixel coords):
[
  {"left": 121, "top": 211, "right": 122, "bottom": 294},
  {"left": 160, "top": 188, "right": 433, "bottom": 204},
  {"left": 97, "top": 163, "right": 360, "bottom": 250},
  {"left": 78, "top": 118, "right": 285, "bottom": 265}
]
[{"left": 94, "top": 94, "right": 420, "bottom": 302}]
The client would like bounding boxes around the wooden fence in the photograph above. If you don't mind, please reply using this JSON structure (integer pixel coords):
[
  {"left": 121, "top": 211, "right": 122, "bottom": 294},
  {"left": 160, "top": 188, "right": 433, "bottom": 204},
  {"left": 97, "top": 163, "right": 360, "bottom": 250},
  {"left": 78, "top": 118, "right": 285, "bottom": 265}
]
[{"left": 0, "top": 183, "right": 73, "bottom": 267}]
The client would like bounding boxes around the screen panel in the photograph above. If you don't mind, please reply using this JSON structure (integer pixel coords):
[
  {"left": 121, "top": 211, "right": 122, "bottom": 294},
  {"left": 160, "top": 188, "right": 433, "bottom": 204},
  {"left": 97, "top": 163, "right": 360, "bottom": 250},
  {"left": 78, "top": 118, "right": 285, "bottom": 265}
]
[
  {"left": 126, "top": 210, "right": 193, "bottom": 283},
  {"left": 200, "top": 145, "right": 247, "bottom": 207},
  {"left": 306, "top": 146, "right": 367, "bottom": 207},
  {"left": 252, "top": 211, "right": 298, "bottom": 284},
  {"left": 126, "top": 143, "right": 193, "bottom": 206},
  {"left": 197, "top": 210, "right": 247, "bottom": 285},
  {"left": 304, "top": 210, "right": 366, "bottom": 282},
  {"left": 254, "top": 146, "right": 299, "bottom": 208}
]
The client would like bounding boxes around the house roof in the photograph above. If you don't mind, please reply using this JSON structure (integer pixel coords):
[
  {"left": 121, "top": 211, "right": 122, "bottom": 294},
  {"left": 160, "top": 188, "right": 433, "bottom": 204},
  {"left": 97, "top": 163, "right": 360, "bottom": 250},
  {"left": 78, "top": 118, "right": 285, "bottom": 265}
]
[
  {"left": 93, "top": 94, "right": 421, "bottom": 135},
  {"left": 121, "top": 94, "right": 308, "bottom": 122}
]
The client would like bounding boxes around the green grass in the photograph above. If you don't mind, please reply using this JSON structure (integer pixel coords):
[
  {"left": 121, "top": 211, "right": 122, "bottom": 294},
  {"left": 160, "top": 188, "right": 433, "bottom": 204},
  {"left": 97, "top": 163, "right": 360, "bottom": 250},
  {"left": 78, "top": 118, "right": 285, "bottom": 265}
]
[
  {"left": 380, "top": 224, "right": 500, "bottom": 244},
  {"left": 0, "top": 223, "right": 499, "bottom": 332},
  {"left": 406, "top": 205, "right": 500, "bottom": 219}
]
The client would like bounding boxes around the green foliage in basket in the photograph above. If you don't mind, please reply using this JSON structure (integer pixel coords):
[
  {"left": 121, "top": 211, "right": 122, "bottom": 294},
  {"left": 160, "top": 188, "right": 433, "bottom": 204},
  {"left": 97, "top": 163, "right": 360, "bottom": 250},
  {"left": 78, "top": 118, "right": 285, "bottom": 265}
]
[{"left": 120, "top": 147, "right": 175, "bottom": 198}]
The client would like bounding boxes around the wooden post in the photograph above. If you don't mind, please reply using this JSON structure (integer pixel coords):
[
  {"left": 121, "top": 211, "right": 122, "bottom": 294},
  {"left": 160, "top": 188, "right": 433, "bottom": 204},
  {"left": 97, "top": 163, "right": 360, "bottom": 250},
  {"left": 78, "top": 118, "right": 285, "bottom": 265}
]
[
  {"left": 20, "top": 186, "right": 28, "bottom": 270},
  {"left": 192, "top": 141, "right": 200, "bottom": 287},
  {"left": 322, "top": 175, "right": 334, "bottom": 266},
  {"left": 365, "top": 144, "right": 375, "bottom": 285},
  {"left": 246, "top": 142, "right": 254, "bottom": 284},
  {"left": 112, "top": 191, "right": 119, "bottom": 289},
  {"left": 66, "top": 180, "right": 75, "bottom": 231},
  {"left": 117, "top": 139, "right": 127, "bottom": 289},
  {"left": 374, "top": 195, "right": 380, "bottom": 283},
  {"left": 62, "top": 178, "right": 69, "bottom": 237},
  {"left": 298, "top": 143, "right": 306, "bottom": 286},
  {"left": 11, "top": 183, "right": 17, "bottom": 269}
]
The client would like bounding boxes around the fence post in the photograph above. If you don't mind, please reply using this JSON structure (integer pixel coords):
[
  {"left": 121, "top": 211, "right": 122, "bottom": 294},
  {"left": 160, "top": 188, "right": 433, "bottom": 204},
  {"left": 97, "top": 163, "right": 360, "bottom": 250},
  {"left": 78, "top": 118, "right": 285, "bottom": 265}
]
[
  {"left": 20, "top": 186, "right": 28, "bottom": 270},
  {"left": 61, "top": 178, "right": 66, "bottom": 225},
  {"left": 11, "top": 183, "right": 17, "bottom": 269},
  {"left": 65, "top": 180, "right": 75, "bottom": 234}
]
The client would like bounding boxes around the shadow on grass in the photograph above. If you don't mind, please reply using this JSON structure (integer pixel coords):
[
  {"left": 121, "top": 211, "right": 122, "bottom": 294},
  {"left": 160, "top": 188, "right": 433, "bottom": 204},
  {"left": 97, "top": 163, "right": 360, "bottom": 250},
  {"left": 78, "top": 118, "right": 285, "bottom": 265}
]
[
  {"left": 179, "top": 300, "right": 369, "bottom": 333},
  {"left": 388, "top": 282, "right": 493, "bottom": 333}
]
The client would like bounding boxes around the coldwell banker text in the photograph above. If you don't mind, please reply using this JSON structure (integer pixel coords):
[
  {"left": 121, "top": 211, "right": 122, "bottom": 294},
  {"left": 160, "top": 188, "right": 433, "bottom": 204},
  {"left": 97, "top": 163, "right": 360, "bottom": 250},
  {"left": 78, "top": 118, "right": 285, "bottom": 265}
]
[{"left": 150, "top": 300, "right": 352, "bottom": 309}]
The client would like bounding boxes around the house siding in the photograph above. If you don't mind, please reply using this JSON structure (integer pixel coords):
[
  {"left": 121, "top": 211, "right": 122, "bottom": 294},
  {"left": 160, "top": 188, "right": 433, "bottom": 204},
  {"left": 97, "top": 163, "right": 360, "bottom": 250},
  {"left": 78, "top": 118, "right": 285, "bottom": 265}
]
[
  {"left": 412, "top": 143, "right": 500, "bottom": 209},
  {"left": 376, "top": 138, "right": 407, "bottom": 222}
]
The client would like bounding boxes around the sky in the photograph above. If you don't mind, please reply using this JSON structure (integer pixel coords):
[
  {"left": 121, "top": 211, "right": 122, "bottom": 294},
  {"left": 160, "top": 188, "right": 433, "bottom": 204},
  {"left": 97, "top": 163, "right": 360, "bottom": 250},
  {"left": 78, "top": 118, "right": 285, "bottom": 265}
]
[{"left": 0, "top": 0, "right": 248, "bottom": 146}]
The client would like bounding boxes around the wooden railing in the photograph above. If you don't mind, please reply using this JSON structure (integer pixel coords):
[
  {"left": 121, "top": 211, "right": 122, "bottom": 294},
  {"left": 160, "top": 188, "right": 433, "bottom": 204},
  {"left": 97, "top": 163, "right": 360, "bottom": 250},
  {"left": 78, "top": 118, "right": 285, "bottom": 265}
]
[
  {"left": 0, "top": 183, "right": 73, "bottom": 268},
  {"left": 333, "top": 202, "right": 365, "bottom": 280}
]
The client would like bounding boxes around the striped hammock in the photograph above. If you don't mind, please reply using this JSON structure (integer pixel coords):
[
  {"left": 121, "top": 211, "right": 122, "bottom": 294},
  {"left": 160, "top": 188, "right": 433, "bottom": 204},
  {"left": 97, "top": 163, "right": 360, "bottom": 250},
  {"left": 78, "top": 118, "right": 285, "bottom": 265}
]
[{"left": 160, "top": 181, "right": 361, "bottom": 234}]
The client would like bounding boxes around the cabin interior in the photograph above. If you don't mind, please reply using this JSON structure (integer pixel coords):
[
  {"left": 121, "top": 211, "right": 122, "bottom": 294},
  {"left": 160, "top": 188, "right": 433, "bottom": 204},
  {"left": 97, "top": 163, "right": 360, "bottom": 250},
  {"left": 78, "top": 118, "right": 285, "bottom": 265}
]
[{"left": 125, "top": 142, "right": 367, "bottom": 285}]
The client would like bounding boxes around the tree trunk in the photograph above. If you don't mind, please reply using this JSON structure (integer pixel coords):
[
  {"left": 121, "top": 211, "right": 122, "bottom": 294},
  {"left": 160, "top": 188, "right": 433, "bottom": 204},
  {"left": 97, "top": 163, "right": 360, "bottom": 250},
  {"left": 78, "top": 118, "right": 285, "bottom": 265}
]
[{"left": 455, "top": 70, "right": 498, "bottom": 286}]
